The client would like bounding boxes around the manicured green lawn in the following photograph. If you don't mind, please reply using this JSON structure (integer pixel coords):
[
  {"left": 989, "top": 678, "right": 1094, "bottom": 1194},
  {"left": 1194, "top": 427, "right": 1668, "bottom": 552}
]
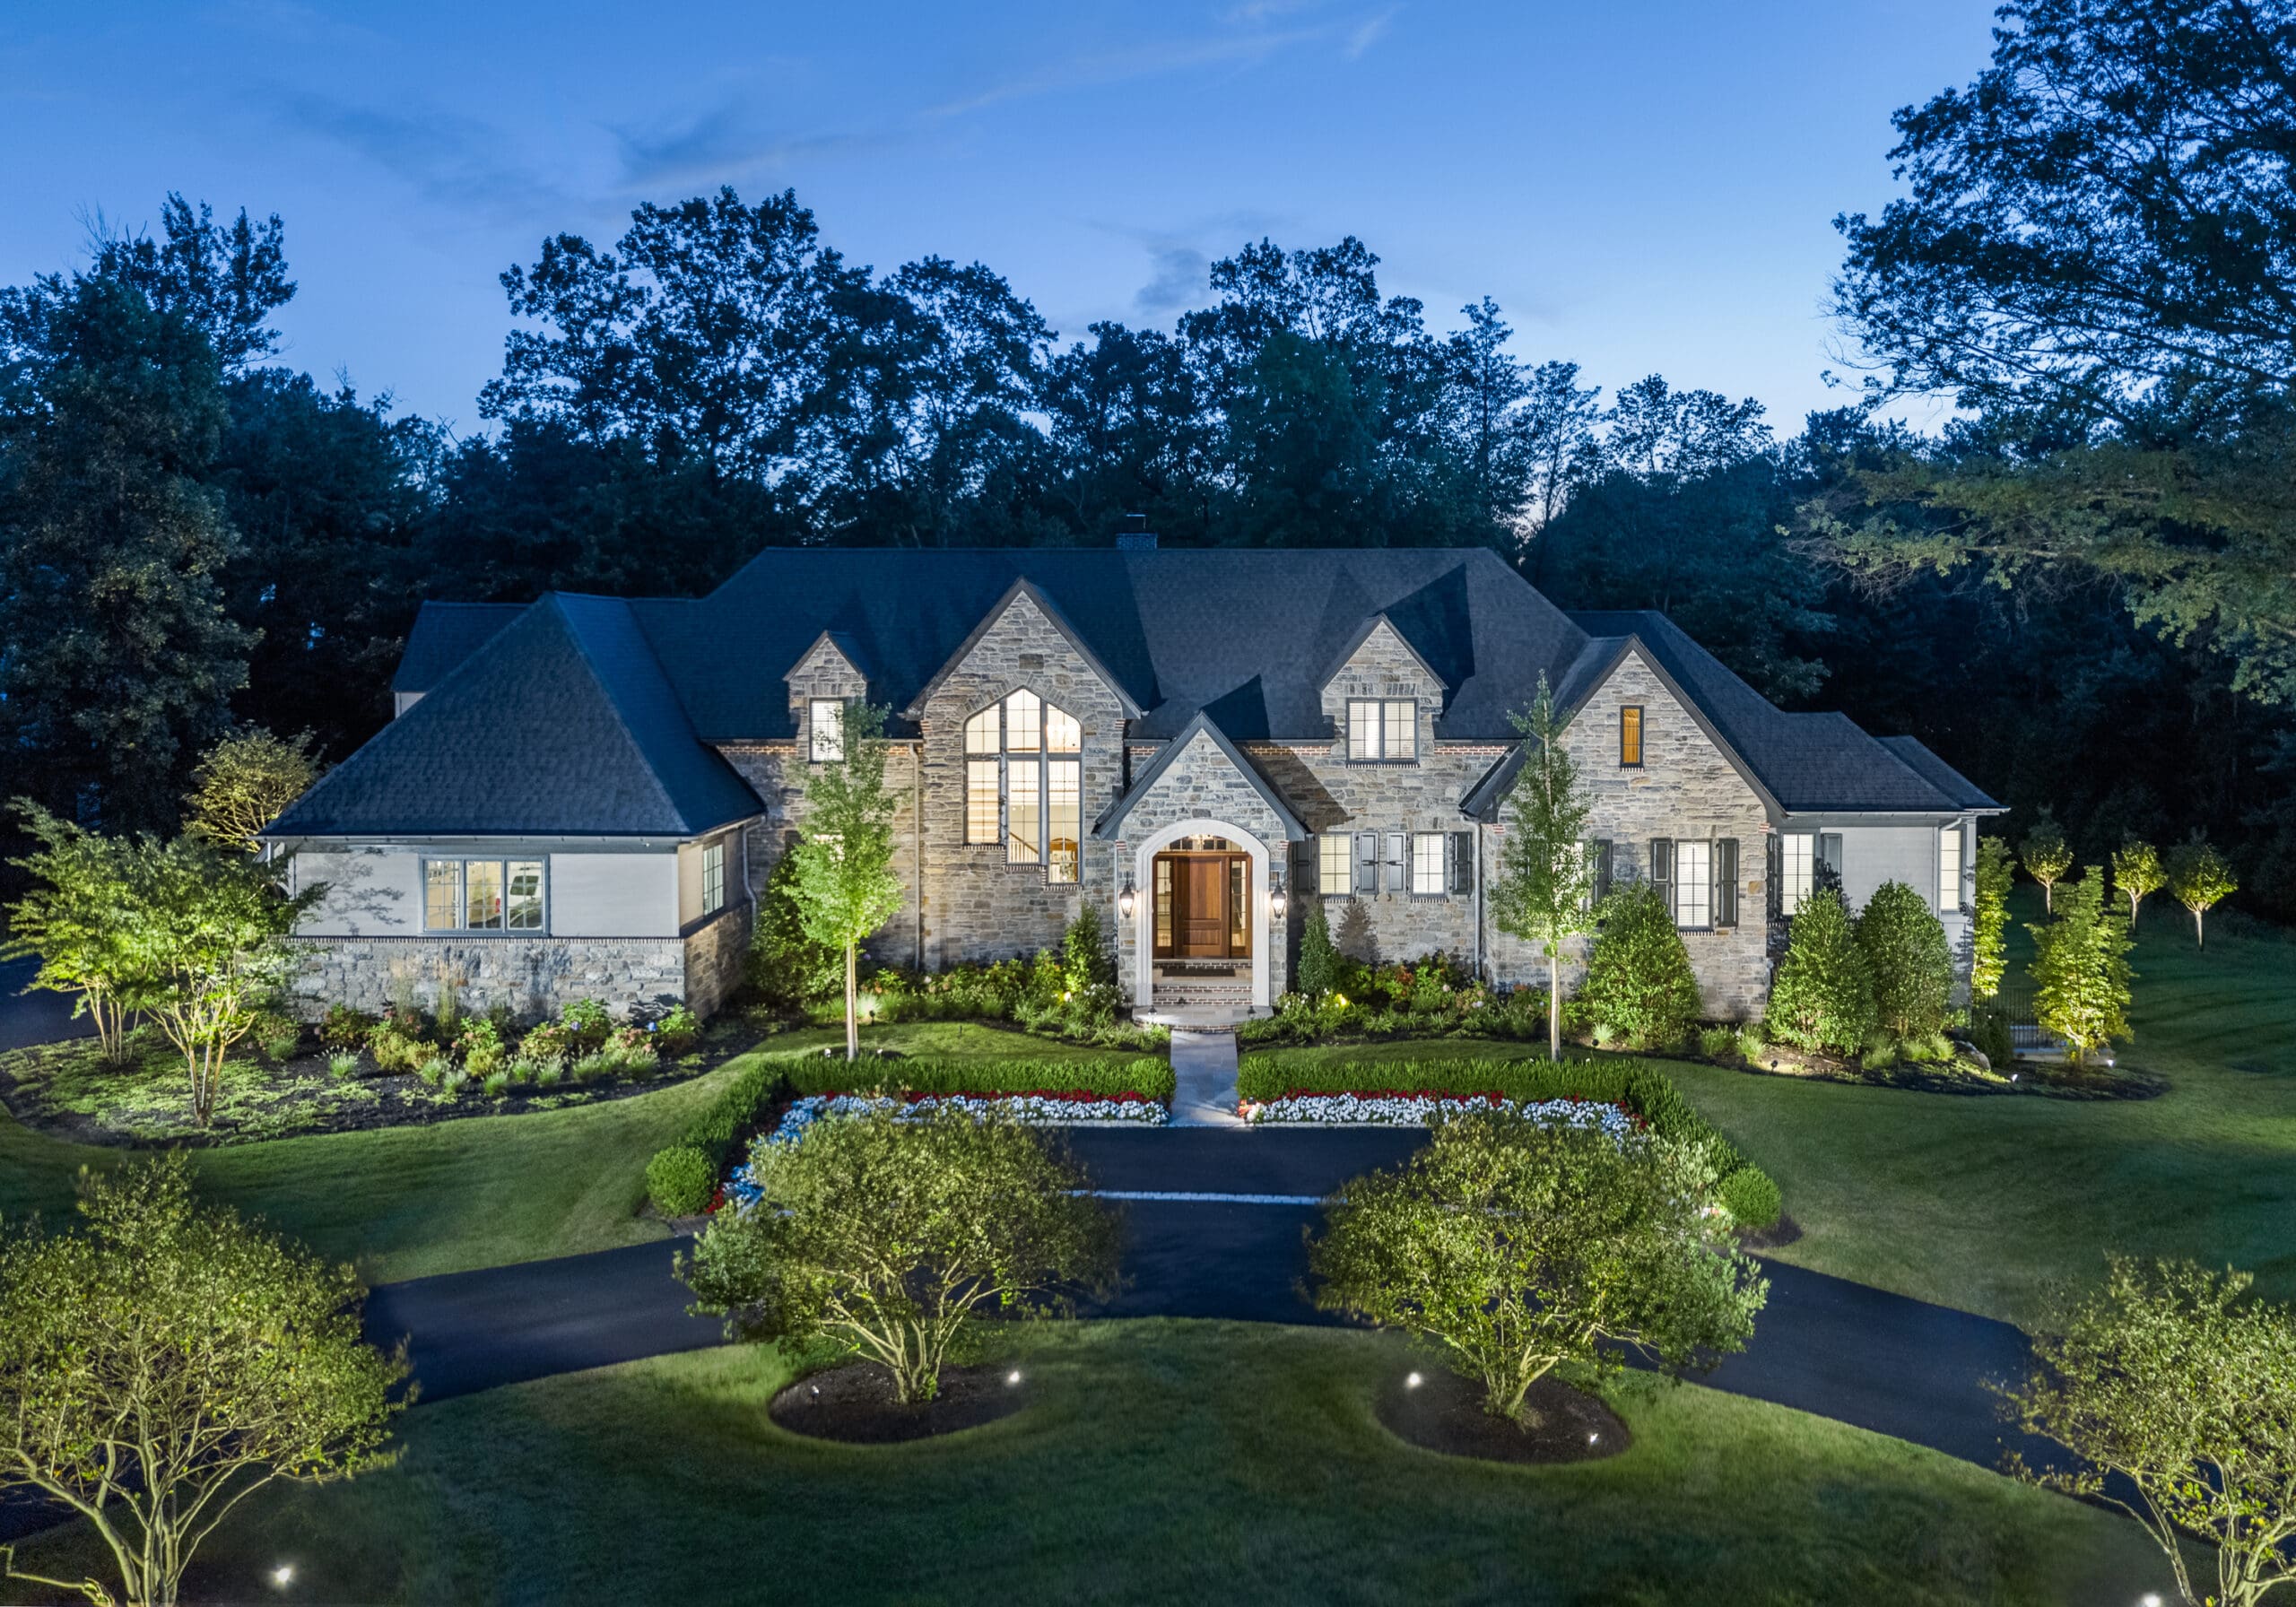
[
  {"left": 0, "top": 1022, "right": 1113, "bottom": 1283},
  {"left": 1260, "top": 900, "right": 2296, "bottom": 1328},
  {"left": 11, "top": 1321, "right": 2174, "bottom": 1605}
]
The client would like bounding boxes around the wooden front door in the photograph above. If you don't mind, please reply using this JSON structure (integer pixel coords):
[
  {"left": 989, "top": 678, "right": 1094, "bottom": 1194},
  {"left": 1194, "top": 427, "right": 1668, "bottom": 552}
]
[{"left": 1155, "top": 849, "right": 1251, "bottom": 960}]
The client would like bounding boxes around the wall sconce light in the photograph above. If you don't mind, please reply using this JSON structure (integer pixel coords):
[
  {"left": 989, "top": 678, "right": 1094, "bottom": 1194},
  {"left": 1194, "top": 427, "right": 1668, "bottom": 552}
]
[
  {"left": 1269, "top": 878, "right": 1288, "bottom": 921},
  {"left": 1118, "top": 882, "right": 1136, "bottom": 919}
]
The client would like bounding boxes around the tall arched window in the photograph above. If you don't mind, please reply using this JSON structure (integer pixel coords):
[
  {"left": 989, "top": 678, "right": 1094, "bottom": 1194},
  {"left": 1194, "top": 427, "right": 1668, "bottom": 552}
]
[{"left": 964, "top": 690, "right": 1082, "bottom": 882}]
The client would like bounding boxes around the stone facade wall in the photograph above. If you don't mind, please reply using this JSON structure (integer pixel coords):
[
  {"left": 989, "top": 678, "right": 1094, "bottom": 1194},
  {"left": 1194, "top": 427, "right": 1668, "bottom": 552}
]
[
  {"left": 289, "top": 935, "right": 689, "bottom": 1021},
  {"left": 1108, "top": 727, "right": 1296, "bottom": 1002},
  {"left": 1486, "top": 651, "right": 1772, "bottom": 1020},
  {"left": 722, "top": 743, "right": 925, "bottom": 970},
  {"left": 682, "top": 905, "right": 752, "bottom": 1016}
]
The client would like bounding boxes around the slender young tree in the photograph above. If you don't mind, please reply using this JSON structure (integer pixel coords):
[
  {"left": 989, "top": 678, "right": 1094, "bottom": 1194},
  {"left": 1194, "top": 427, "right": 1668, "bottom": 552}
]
[
  {"left": 1970, "top": 836, "right": 2013, "bottom": 1002},
  {"left": 2109, "top": 838, "right": 2166, "bottom": 934},
  {"left": 2021, "top": 810, "right": 2074, "bottom": 914},
  {"left": 1487, "top": 676, "right": 1597, "bottom": 1060},
  {"left": 2027, "top": 868, "right": 2134, "bottom": 1064},
  {"left": 788, "top": 702, "right": 905, "bottom": 1061},
  {"left": 3, "top": 804, "right": 148, "bottom": 1064},
  {"left": 2167, "top": 837, "right": 2239, "bottom": 950}
]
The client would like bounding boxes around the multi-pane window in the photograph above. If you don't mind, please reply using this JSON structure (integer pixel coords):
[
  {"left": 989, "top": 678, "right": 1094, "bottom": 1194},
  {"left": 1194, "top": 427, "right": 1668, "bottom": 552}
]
[
  {"left": 423, "top": 858, "right": 544, "bottom": 932},
  {"left": 1411, "top": 833, "right": 1446, "bottom": 896},
  {"left": 1620, "top": 705, "right": 1644, "bottom": 768},
  {"left": 1672, "top": 839, "right": 1712, "bottom": 929},
  {"left": 808, "top": 699, "right": 845, "bottom": 762},
  {"left": 1939, "top": 825, "right": 1963, "bottom": 913},
  {"left": 1319, "top": 833, "right": 1352, "bottom": 893},
  {"left": 1779, "top": 832, "right": 1814, "bottom": 915},
  {"left": 1347, "top": 699, "right": 1416, "bottom": 761},
  {"left": 964, "top": 689, "right": 1082, "bottom": 882},
  {"left": 700, "top": 841, "right": 726, "bottom": 916}
]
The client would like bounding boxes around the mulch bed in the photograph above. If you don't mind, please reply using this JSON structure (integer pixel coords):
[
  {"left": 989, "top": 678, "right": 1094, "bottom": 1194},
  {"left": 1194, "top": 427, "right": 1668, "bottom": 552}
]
[
  {"left": 1375, "top": 1366, "right": 1629, "bottom": 1465},
  {"left": 1718, "top": 1044, "right": 2163, "bottom": 1100},
  {"left": 1739, "top": 1212, "right": 1804, "bottom": 1250},
  {"left": 770, "top": 1361, "right": 1029, "bottom": 1444}
]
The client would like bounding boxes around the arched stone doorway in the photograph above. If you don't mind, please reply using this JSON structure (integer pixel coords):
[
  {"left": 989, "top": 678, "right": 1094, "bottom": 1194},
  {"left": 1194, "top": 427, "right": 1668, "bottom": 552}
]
[{"left": 1129, "top": 817, "right": 1272, "bottom": 1015}]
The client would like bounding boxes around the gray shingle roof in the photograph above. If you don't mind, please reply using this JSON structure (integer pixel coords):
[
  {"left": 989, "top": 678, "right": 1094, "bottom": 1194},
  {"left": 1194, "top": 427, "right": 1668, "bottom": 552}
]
[
  {"left": 269, "top": 594, "right": 761, "bottom": 838},
  {"left": 1876, "top": 735, "right": 2003, "bottom": 812},
  {"left": 392, "top": 603, "right": 523, "bottom": 696}
]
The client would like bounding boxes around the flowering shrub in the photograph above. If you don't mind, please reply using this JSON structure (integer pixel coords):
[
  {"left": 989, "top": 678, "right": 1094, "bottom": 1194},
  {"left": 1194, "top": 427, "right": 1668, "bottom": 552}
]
[
  {"left": 1244, "top": 1091, "right": 1638, "bottom": 1133},
  {"left": 520, "top": 1022, "right": 573, "bottom": 1063},
  {"left": 561, "top": 998, "right": 613, "bottom": 1051}
]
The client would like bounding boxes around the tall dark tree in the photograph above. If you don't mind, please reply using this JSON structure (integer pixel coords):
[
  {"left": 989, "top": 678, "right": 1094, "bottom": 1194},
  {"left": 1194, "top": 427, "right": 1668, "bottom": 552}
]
[
  {"left": 83, "top": 193, "right": 294, "bottom": 376},
  {"left": 0, "top": 277, "right": 250, "bottom": 830}
]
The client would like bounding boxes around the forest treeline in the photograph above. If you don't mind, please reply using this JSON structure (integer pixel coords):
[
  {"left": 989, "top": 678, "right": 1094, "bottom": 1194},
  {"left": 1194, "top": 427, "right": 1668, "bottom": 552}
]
[{"left": 2, "top": 0, "right": 2292, "bottom": 918}]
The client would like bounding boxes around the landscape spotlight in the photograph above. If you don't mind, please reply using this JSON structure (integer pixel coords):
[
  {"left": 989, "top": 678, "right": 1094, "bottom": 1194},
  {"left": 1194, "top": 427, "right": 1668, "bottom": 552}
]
[
  {"left": 271, "top": 1564, "right": 295, "bottom": 1589},
  {"left": 1007, "top": 1369, "right": 1022, "bottom": 1385},
  {"left": 1405, "top": 1372, "right": 1422, "bottom": 1389}
]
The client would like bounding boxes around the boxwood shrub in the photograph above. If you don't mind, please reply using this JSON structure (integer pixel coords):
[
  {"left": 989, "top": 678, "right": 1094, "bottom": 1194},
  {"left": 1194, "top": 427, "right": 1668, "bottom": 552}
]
[
  {"left": 1718, "top": 1165, "right": 1783, "bottom": 1230},
  {"left": 1235, "top": 1053, "right": 1763, "bottom": 1192},
  {"left": 646, "top": 1145, "right": 718, "bottom": 1215}
]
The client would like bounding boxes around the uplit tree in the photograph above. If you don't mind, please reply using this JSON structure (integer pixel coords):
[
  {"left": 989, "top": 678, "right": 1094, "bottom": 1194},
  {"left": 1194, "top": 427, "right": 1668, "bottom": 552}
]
[
  {"left": 1310, "top": 1109, "right": 1765, "bottom": 1422},
  {"left": 2020, "top": 810, "right": 2074, "bottom": 914},
  {"left": 2110, "top": 838, "right": 2167, "bottom": 934},
  {"left": 2002, "top": 1257, "right": 2296, "bottom": 1607},
  {"left": 1487, "top": 676, "right": 1597, "bottom": 1059},
  {"left": 2027, "top": 868, "right": 2133, "bottom": 1064},
  {"left": 2167, "top": 837, "right": 2239, "bottom": 950},
  {"left": 1970, "top": 836, "right": 2013, "bottom": 1002},
  {"left": 123, "top": 835, "right": 318, "bottom": 1125},
  {"left": 787, "top": 702, "right": 906, "bottom": 1061},
  {"left": 0, "top": 1159, "right": 404, "bottom": 1607},
  {"left": 184, "top": 727, "right": 321, "bottom": 852},
  {"left": 1856, "top": 880, "right": 1954, "bottom": 1041},
  {"left": 680, "top": 1104, "right": 1118, "bottom": 1404},
  {"left": 1764, "top": 888, "right": 1874, "bottom": 1055},
  {"left": 3, "top": 804, "right": 148, "bottom": 1064}
]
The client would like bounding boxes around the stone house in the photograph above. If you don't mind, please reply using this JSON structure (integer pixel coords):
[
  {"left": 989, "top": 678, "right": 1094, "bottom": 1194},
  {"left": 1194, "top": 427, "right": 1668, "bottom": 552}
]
[{"left": 264, "top": 545, "right": 2001, "bottom": 1024}]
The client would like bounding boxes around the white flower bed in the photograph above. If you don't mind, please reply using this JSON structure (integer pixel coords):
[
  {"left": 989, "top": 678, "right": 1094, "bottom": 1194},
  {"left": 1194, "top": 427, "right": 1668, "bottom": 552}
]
[{"left": 1241, "top": 1092, "right": 1637, "bottom": 1135}]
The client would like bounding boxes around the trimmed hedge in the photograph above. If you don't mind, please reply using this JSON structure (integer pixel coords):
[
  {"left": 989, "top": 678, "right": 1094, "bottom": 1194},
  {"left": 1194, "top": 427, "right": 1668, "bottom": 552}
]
[
  {"left": 786, "top": 1055, "right": 1174, "bottom": 1102},
  {"left": 1236, "top": 1053, "right": 1759, "bottom": 1183}
]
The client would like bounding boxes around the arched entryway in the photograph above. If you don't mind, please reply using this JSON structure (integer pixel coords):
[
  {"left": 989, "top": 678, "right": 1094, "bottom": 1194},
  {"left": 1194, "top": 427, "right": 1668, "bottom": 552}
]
[{"left": 1130, "top": 818, "right": 1272, "bottom": 1015}]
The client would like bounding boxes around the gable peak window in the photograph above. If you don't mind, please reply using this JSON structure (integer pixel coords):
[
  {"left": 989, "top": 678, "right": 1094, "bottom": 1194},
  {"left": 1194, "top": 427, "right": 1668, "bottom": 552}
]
[
  {"left": 1619, "top": 705, "right": 1644, "bottom": 768},
  {"left": 1347, "top": 699, "right": 1417, "bottom": 762},
  {"left": 963, "top": 689, "right": 1081, "bottom": 882},
  {"left": 808, "top": 699, "right": 846, "bottom": 763}
]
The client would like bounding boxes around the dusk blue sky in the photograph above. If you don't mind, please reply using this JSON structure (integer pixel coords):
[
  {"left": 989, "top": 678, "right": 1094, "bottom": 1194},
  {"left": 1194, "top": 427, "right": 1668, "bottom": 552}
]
[{"left": 3, "top": 1, "right": 2002, "bottom": 437}]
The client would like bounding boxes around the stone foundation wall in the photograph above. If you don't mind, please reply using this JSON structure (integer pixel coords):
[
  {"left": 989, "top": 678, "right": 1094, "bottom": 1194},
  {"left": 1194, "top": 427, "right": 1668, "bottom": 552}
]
[
  {"left": 290, "top": 935, "right": 690, "bottom": 1022},
  {"left": 683, "top": 905, "right": 752, "bottom": 1017}
]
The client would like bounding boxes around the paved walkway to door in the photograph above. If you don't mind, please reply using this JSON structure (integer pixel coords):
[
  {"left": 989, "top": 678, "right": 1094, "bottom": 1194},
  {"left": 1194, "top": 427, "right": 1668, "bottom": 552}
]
[{"left": 1169, "top": 1029, "right": 1244, "bottom": 1127}]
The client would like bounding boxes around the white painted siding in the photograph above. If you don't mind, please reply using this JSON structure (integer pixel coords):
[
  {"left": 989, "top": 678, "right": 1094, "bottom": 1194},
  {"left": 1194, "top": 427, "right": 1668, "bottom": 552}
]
[
  {"left": 552, "top": 853, "right": 679, "bottom": 937},
  {"left": 292, "top": 847, "right": 424, "bottom": 936},
  {"left": 1836, "top": 825, "right": 1935, "bottom": 913}
]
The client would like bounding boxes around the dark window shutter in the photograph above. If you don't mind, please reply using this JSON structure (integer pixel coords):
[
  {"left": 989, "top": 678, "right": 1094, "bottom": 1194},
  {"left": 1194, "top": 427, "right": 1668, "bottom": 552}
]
[
  {"left": 1594, "top": 839, "right": 1613, "bottom": 905},
  {"left": 1296, "top": 840, "right": 1317, "bottom": 895},
  {"left": 1766, "top": 832, "right": 1781, "bottom": 921},
  {"left": 1649, "top": 838, "right": 1673, "bottom": 917},
  {"left": 1353, "top": 831, "right": 1378, "bottom": 894},
  {"left": 1448, "top": 830, "right": 1474, "bottom": 894},
  {"left": 1716, "top": 838, "right": 1738, "bottom": 926}
]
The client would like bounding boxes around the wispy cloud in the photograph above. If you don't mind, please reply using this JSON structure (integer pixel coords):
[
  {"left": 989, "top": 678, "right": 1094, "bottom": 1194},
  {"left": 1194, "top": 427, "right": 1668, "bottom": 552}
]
[
  {"left": 1134, "top": 245, "right": 1209, "bottom": 316},
  {"left": 611, "top": 101, "right": 890, "bottom": 193},
  {"left": 274, "top": 92, "right": 577, "bottom": 225},
  {"left": 1345, "top": 7, "right": 1396, "bottom": 59}
]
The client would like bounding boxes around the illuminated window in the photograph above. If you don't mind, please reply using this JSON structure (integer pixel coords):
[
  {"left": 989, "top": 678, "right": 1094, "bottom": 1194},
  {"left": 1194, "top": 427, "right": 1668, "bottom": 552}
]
[
  {"left": 1006, "top": 760, "right": 1040, "bottom": 864},
  {"left": 1153, "top": 857, "right": 1174, "bottom": 950},
  {"left": 1672, "top": 839, "right": 1711, "bottom": 929},
  {"left": 1046, "top": 705, "right": 1081, "bottom": 753},
  {"left": 1939, "top": 826, "right": 1963, "bottom": 912},
  {"left": 808, "top": 699, "right": 845, "bottom": 762},
  {"left": 424, "top": 858, "right": 544, "bottom": 933},
  {"left": 1779, "top": 833, "right": 1814, "bottom": 915},
  {"left": 1319, "top": 833, "right": 1352, "bottom": 893},
  {"left": 965, "top": 760, "right": 999, "bottom": 845},
  {"left": 1048, "top": 760, "right": 1080, "bottom": 883},
  {"left": 1620, "top": 705, "right": 1643, "bottom": 768},
  {"left": 1348, "top": 699, "right": 1417, "bottom": 761},
  {"left": 1411, "top": 833, "right": 1446, "bottom": 896},
  {"left": 1005, "top": 689, "right": 1041, "bottom": 752},
  {"left": 966, "top": 690, "right": 1080, "bottom": 880}
]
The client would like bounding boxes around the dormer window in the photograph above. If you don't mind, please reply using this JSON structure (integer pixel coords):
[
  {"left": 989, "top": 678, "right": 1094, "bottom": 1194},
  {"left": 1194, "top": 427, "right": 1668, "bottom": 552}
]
[
  {"left": 809, "top": 699, "right": 846, "bottom": 763},
  {"left": 963, "top": 689, "right": 1082, "bottom": 882},
  {"left": 1347, "top": 699, "right": 1416, "bottom": 762}
]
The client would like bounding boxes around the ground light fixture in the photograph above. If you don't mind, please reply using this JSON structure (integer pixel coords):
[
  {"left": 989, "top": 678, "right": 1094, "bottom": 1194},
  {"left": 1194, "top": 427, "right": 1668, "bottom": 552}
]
[
  {"left": 1007, "top": 1370, "right": 1022, "bottom": 1385},
  {"left": 271, "top": 1563, "right": 295, "bottom": 1589},
  {"left": 1405, "top": 1372, "right": 1422, "bottom": 1389}
]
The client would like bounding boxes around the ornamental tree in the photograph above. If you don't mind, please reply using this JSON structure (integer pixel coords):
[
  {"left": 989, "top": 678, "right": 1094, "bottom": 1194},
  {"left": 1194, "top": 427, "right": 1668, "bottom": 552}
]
[
  {"left": 2167, "top": 837, "right": 2239, "bottom": 950},
  {"left": 0, "top": 1159, "right": 405, "bottom": 1607},
  {"left": 1487, "top": 675, "right": 1597, "bottom": 1060},
  {"left": 1310, "top": 1108, "right": 1766, "bottom": 1422},
  {"left": 1764, "top": 888, "right": 1874, "bottom": 1055},
  {"left": 787, "top": 702, "right": 906, "bottom": 1060},
  {"left": 3, "top": 803, "right": 149, "bottom": 1064},
  {"left": 2110, "top": 838, "right": 2167, "bottom": 934},
  {"left": 2001, "top": 1257, "right": 2296, "bottom": 1607},
  {"left": 1574, "top": 881, "right": 1702, "bottom": 1050},
  {"left": 681, "top": 1104, "right": 1118, "bottom": 1404},
  {"left": 1295, "top": 899, "right": 1344, "bottom": 999},
  {"left": 2027, "top": 867, "right": 2134, "bottom": 1064},
  {"left": 1970, "top": 836, "right": 2013, "bottom": 1002},
  {"left": 1856, "top": 880, "right": 1953, "bottom": 1041},
  {"left": 2021, "top": 810, "right": 2074, "bottom": 914},
  {"left": 121, "top": 834, "right": 319, "bottom": 1125},
  {"left": 184, "top": 726, "right": 321, "bottom": 852}
]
